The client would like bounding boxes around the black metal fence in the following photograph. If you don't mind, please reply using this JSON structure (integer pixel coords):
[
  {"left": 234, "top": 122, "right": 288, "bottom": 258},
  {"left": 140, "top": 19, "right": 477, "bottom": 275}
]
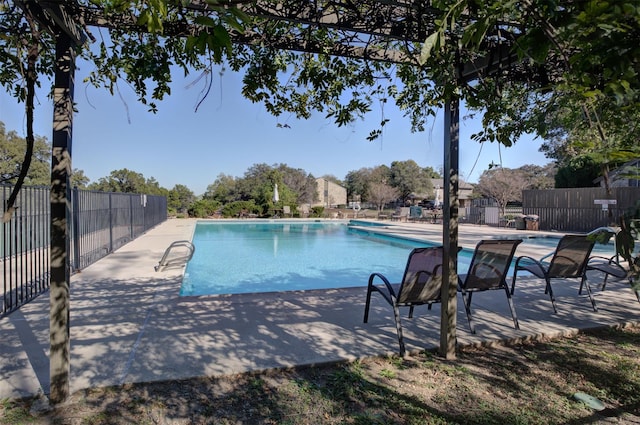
[
  {"left": 71, "top": 189, "right": 167, "bottom": 270},
  {"left": 2, "top": 185, "right": 167, "bottom": 316}
]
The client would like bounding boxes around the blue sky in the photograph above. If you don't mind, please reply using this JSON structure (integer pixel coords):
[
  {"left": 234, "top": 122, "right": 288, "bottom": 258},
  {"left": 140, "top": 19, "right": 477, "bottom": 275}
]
[{"left": 0, "top": 61, "right": 551, "bottom": 196}]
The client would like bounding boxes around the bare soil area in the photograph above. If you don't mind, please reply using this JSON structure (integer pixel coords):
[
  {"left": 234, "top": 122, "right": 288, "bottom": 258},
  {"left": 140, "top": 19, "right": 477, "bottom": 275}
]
[{"left": 2, "top": 326, "right": 640, "bottom": 424}]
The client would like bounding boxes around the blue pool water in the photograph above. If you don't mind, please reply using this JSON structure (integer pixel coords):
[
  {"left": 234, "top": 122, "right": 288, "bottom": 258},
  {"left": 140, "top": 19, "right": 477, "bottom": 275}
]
[
  {"left": 181, "top": 221, "right": 472, "bottom": 296},
  {"left": 181, "top": 221, "right": 616, "bottom": 296}
]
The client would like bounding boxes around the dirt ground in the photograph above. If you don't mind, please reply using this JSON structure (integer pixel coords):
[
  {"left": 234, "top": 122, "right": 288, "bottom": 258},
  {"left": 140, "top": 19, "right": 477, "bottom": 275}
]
[{"left": 2, "top": 326, "right": 640, "bottom": 424}]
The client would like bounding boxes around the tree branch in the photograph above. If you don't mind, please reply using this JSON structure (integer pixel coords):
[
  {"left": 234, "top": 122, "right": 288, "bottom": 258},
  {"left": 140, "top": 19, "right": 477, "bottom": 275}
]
[{"left": 3, "top": 14, "right": 39, "bottom": 223}]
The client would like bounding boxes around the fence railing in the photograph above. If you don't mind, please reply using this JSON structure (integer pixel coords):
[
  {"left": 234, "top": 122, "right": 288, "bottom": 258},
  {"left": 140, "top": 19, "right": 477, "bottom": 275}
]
[
  {"left": 1, "top": 185, "right": 50, "bottom": 317},
  {"left": 71, "top": 189, "right": 167, "bottom": 270},
  {"left": 2, "top": 185, "right": 167, "bottom": 316}
]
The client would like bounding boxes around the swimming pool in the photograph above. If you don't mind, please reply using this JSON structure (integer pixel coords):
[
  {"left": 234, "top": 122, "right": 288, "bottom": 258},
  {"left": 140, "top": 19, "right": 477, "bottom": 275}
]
[
  {"left": 181, "top": 221, "right": 473, "bottom": 296},
  {"left": 180, "top": 221, "right": 616, "bottom": 296}
]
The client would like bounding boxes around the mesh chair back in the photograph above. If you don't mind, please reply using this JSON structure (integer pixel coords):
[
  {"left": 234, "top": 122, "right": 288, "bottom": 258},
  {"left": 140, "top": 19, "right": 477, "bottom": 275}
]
[
  {"left": 547, "top": 234, "right": 595, "bottom": 278},
  {"left": 462, "top": 239, "right": 522, "bottom": 291},
  {"left": 397, "top": 246, "right": 444, "bottom": 304}
]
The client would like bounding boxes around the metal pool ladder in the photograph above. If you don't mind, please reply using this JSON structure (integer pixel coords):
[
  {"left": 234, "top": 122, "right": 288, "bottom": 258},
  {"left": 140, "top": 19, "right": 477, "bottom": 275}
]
[{"left": 155, "top": 240, "right": 195, "bottom": 272}]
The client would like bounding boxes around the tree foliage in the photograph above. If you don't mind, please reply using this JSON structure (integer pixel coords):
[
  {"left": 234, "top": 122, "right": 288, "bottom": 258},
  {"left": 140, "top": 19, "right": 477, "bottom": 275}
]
[
  {"left": 555, "top": 158, "right": 602, "bottom": 188},
  {"left": 188, "top": 198, "right": 220, "bottom": 218},
  {"left": 344, "top": 167, "right": 382, "bottom": 204},
  {"left": 88, "top": 168, "right": 160, "bottom": 194},
  {"left": 474, "top": 166, "right": 531, "bottom": 214},
  {"left": 276, "top": 164, "right": 318, "bottom": 206},
  {"left": 203, "top": 173, "right": 238, "bottom": 204},
  {"left": 0, "top": 121, "right": 51, "bottom": 185},
  {"left": 168, "top": 184, "right": 194, "bottom": 213},
  {"left": 70, "top": 168, "right": 90, "bottom": 188},
  {"left": 539, "top": 96, "right": 640, "bottom": 186},
  {"left": 2, "top": 1, "right": 638, "bottom": 196},
  {"left": 2, "top": 1, "right": 639, "bottom": 254},
  {"left": 390, "top": 160, "right": 434, "bottom": 204},
  {"left": 202, "top": 163, "right": 318, "bottom": 216},
  {"left": 367, "top": 182, "right": 400, "bottom": 212},
  {"left": 518, "top": 163, "right": 556, "bottom": 190},
  {"left": 344, "top": 163, "right": 442, "bottom": 206},
  {"left": 420, "top": 0, "right": 640, "bottom": 190}
]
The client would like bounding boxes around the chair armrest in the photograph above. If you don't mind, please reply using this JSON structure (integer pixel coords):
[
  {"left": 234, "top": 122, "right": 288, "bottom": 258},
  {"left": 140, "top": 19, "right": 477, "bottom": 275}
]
[
  {"left": 587, "top": 257, "right": 628, "bottom": 279},
  {"left": 514, "top": 255, "right": 541, "bottom": 269},
  {"left": 588, "top": 255, "right": 617, "bottom": 265},
  {"left": 514, "top": 255, "right": 548, "bottom": 278},
  {"left": 368, "top": 272, "right": 397, "bottom": 298}
]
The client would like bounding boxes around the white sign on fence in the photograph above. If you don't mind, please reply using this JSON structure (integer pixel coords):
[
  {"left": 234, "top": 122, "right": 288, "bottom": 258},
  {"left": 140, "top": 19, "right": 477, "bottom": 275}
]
[{"left": 594, "top": 199, "right": 617, "bottom": 210}]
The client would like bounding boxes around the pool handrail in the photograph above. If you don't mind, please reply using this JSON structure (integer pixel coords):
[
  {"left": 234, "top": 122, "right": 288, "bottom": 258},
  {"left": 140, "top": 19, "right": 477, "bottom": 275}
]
[{"left": 155, "top": 240, "right": 195, "bottom": 272}]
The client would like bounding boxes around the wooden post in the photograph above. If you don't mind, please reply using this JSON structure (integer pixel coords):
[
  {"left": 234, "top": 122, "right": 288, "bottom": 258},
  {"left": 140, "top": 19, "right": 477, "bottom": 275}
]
[
  {"left": 440, "top": 98, "right": 460, "bottom": 359},
  {"left": 49, "top": 32, "right": 75, "bottom": 405}
]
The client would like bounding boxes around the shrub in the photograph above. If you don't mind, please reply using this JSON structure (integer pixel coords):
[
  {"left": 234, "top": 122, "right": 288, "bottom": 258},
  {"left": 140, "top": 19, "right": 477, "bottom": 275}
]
[
  {"left": 188, "top": 199, "right": 220, "bottom": 218},
  {"left": 310, "top": 206, "right": 324, "bottom": 217},
  {"left": 222, "top": 200, "right": 260, "bottom": 218}
]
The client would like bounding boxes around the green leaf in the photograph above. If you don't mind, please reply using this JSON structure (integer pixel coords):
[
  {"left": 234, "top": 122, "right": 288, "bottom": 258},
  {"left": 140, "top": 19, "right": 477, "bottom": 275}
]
[
  {"left": 136, "top": 10, "right": 150, "bottom": 26},
  {"left": 616, "top": 230, "right": 635, "bottom": 263},
  {"left": 419, "top": 32, "right": 440, "bottom": 65},
  {"left": 195, "top": 16, "right": 218, "bottom": 27}
]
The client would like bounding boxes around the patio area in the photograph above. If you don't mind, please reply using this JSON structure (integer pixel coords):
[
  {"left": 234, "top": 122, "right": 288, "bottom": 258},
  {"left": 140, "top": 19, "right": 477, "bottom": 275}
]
[{"left": 1, "top": 218, "right": 640, "bottom": 400}]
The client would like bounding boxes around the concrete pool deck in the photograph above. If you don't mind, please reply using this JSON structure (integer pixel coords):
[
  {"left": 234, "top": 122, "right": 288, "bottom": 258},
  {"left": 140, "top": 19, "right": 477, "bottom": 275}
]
[{"left": 2, "top": 218, "right": 640, "bottom": 401}]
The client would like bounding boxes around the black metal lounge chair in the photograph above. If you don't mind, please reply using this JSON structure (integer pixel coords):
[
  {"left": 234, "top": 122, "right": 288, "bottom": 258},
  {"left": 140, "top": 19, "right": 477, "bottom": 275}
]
[
  {"left": 511, "top": 234, "right": 597, "bottom": 312},
  {"left": 363, "top": 246, "right": 444, "bottom": 356},
  {"left": 582, "top": 228, "right": 640, "bottom": 303},
  {"left": 458, "top": 239, "right": 523, "bottom": 334},
  {"left": 584, "top": 255, "right": 640, "bottom": 303}
]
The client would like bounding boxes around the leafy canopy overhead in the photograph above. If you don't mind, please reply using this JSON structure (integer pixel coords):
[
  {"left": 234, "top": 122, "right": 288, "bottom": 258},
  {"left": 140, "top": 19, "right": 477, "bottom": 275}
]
[{"left": 1, "top": 1, "right": 638, "bottom": 177}]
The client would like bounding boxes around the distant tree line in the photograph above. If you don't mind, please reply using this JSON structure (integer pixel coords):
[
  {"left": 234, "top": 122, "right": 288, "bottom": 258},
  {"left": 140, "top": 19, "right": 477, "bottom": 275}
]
[
  {"left": 2, "top": 120, "right": 610, "bottom": 218},
  {"left": 473, "top": 164, "right": 557, "bottom": 214}
]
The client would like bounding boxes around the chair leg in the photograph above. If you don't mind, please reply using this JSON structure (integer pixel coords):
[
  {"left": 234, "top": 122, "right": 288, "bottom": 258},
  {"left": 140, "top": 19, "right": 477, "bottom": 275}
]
[
  {"left": 580, "top": 270, "right": 607, "bottom": 295},
  {"left": 363, "top": 284, "right": 373, "bottom": 323},
  {"left": 601, "top": 273, "right": 609, "bottom": 292},
  {"left": 546, "top": 278, "right": 558, "bottom": 313},
  {"left": 504, "top": 286, "right": 520, "bottom": 330},
  {"left": 408, "top": 305, "right": 415, "bottom": 318},
  {"left": 581, "top": 275, "right": 598, "bottom": 312},
  {"left": 392, "top": 304, "right": 406, "bottom": 357},
  {"left": 629, "top": 278, "right": 640, "bottom": 303},
  {"left": 511, "top": 270, "right": 517, "bottom": 295},
  {"left": 462, "top": 291, "right": 476, "bottom": 334}
]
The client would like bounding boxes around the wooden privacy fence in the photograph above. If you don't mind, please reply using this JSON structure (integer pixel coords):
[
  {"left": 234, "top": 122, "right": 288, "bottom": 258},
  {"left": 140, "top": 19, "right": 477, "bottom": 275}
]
[{"left": 523, "top": 187, "right": 640, "bottom": 232}]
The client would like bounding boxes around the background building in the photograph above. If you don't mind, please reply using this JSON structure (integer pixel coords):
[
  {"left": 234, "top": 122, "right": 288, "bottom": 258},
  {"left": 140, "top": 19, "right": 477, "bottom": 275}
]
[
  {"left": 595, "top": 159, "right": 640, "bottom": 188},
  {"left": 314, "top": 178, "right": 347, "bottom": 208}
]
